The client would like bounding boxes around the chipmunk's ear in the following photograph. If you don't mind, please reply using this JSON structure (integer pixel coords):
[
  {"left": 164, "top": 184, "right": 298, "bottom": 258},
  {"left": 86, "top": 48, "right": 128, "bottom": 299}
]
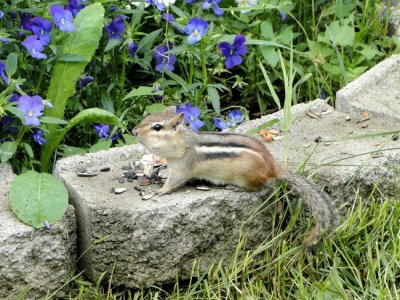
[{"left": 175, "top": 112, "right": 184, "bottom": 123}]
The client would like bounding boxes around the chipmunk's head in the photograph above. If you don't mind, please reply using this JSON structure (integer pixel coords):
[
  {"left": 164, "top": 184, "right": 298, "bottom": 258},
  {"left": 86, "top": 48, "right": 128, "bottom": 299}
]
[{"left": 132, "top": 106, "right": 187, "bottom": 158}]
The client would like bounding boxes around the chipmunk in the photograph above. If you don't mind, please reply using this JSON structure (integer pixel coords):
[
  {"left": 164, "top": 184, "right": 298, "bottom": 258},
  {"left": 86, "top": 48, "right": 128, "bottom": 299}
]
[{"left": 132, "top": 107, "right": 338, "bottom": 246}]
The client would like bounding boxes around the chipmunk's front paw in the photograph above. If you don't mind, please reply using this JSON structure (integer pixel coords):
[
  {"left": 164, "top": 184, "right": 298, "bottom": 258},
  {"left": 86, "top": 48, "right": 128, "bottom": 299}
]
[{"left": 156, "top": 187, "right": 172, "bottom": 196}]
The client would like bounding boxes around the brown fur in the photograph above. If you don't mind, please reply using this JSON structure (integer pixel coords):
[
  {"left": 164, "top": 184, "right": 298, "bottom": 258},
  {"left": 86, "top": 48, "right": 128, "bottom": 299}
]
[{"left": 132, "top": 108, "right": 338, "bottom": 246}]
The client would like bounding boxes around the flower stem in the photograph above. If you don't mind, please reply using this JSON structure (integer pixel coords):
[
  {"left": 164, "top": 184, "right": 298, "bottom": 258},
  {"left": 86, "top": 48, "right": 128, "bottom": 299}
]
[{"left": 196, "top": 41, "right": 208, "bottom": 106}]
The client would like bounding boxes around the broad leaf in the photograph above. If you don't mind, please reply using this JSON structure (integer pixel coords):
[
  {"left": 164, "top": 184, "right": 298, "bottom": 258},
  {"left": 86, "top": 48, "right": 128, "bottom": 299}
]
[
  {"left": 9, "top": 171, "right": 68, "bottom": 228},
  {"left": 89, "top": 140, "right": 112, "bottom": 153},
  {"left": 41, "top": 3, "right": 105, "bottom": 171},
  {"left": 1, "top": 141, "right": 17, "bottom": 162},
  {"left": 123, "top": 86, "right": 163, "bottom": 101},
  {"left": 207, "top": 86, "right": 220, "bottom": 114},
  {"left": 46, "top": 3, "right": 105, "bottom": 119},
  {"left": 5, "top": 53, "right": 18, "bottom": 78},
  {"left": 325, "top": 21, "right": 355, "bottom": 46},
  {"left": 39, "top": 116, "right": 68, "bottom": 125},
  {"left": 41, "top": 108, "right": 121, "bottom": 172},
  {"left": 145, "top": 103, "right": 167, "bottom": 114}
]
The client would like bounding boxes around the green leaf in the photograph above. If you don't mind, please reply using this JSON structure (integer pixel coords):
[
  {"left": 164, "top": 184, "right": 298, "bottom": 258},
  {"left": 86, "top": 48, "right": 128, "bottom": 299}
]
[
  {"left": 118, "top": 133, "right": 139, "bottom": 146},
  {"left": 45, "top": 3, "right": 105, "bottom": 120},
  {"left": 89, "top": 140, "right": 112, "bottom": 153},
  {"left": 258, "top": 61, "right": 281, "bottom": 109},
  {"left": 5, "top": 105, "right": 25, "bottom": 123},
  {"left": 137, "top": 29, "right": 163, "bottom": 53},
  {"left": 358, "top": 45, "right": 380, "bottom": 60},
  {"left": 245, "top": 118, "right": 280, "bottom": 136},
  {"left": 166, "top": 71, "right": 189, "bottom": 92},
  {"left": 104, "top": 39, "right": 121, "bottom": 52},
  {"left": 41, "top": 3, "right": 105, "bottom": 171},
  {"left": 5, "top": 53, "right": 18, "bottom": 78},
  {"left": 39, "top": 116, "right": 68, "bottom": 125},
  {"left": 260, "top": 46, "right": 279, "bottom": 67},
  {"left": 123, "top": 86, "right": 163, "bottom": 101},
  {"left": 325, "top": 21, "right": 355, "bottom": 46},
  {"left": 22, "top": 143, "right": 34, "bottom": 158},
  {"left": 207, "top": 86, "right": 220, "bottom": 114},
  {"left": 41, "top": 108, "right": 121, "bottom": 172},
  {"left": 9, "top": 171, "right": 68, "bottom": 228},
  {"left": 60, "top": 145, "right": 88, "bottom": 156},
  {"left": 260, "top": 20, "right": 274, "bottom": 39},
  {"left": 145, "top": 103, "right": 167, "bottom": 114},
  {"left": 1, "top": 141, "right": 17, "bottom": 162},
  {"left": 56, "top": 53, "right": 87, "bottom": 62}
]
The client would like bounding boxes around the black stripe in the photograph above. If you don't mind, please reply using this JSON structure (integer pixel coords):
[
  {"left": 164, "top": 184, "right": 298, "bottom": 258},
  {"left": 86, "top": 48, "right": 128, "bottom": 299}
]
[
  {"left": 203, "top": 152, "right": 240, "bottom": 160},
  {"left": 198, "top": 141, "right": 251, "bottom": 148}
]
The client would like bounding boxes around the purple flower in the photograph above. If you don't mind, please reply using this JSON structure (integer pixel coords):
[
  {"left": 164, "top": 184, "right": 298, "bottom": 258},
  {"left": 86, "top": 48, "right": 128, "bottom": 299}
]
[
  {"left": 214, "top": 109, "right": 243, "bottom": 130},
  {"left": 162, "top": 13, "right": 174, "bottom": 23},
  {"left": 78, "top": 76, "right": 93, "bottom": 88},
  {"left": 184, "top": 18, "right": 208, "bottom": 44},
  {"left": 153, "top": 45, "right": 176, "bottom": 73},
  {"left": 218, "top": 34, "right": 247, "bottom": 69},
  {"left": 202, "top": 0, "right": 223, "bottom": 16},
  {"left": 93, "top": 123, "right": 110, "bottom": 138},
  {"left": 0, "top": 62, "right": 9, "bottom": 84},
  {"left": 0, "top": 10, "right": 4, "bottom": 19},
  {"left": 152, "top": 0, "right": 176, "bottom": 10},
  {"left": 17, "top": 95, "right": 44, "bottom": 126},
  {"left": 33, "top": 129, "right": 46, "bottom": 145},
  {"left": 176, "top": 103, "right": 204, "bottom": 131},
  {"left": 9, "top": 94, "right": 20, "bottom": 102},
  {"left": 50, "top": 4, "right": 76, "bottom": 32},
  {"left": 127, "top": 41, "right": 138, "bottom": 57},
  {"left": 111, "top": 133, "right": 119, "bottom": 142},
  {"left": 65, "top": 0, "right": 86, "bottom": 17},
  {"left": 154, "top": 0, "right": 166, "bottom": 11},
  {"left": 279, "top": 10, "right": 286, "bottom": 20},
  {"left": 20, "top": 12, "right": 33, "bottom": 30},
  {"left": 29, "top": 17, "right": 53, "bottom": 46},
  {"left": 105, "top": 16, "right": 126, "bottom": 41},
  {"left": 22, "top": 35, "right": 47, "bottom": 59},
  {"left": 1, "top": 37, "right": 10, "bottom": 44}
]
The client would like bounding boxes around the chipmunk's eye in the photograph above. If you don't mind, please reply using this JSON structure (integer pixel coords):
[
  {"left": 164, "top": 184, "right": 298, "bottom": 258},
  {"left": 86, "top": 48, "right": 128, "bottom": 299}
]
[{"left": 152, "top": 124, "right": 163, "bottom": 131}]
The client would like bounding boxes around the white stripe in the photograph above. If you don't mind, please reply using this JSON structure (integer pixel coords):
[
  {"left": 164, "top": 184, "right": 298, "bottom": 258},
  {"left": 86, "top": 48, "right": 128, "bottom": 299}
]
[{"left": 195, "top": 145, "right": 264, "bottom": 159}]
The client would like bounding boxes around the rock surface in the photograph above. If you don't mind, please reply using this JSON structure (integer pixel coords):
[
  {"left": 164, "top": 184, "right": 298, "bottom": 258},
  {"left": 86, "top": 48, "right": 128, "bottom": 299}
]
[
  {"left": 54, "top": 146, "right": 276, "bottom": 287},
  {"left": 0, "top": 163, "right": 77, "bottom": 299},
  {"left": 55, "top": 96, "right": 399, "bottom": 288},
  {"left": 336, "top": 54, "right": 400, "bottom": 121}
]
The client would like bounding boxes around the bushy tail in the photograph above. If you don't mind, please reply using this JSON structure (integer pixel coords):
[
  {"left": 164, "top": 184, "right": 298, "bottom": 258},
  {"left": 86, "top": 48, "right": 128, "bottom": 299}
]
[{"left": 279, "top": 171, "right": 339, "bottom": 246}]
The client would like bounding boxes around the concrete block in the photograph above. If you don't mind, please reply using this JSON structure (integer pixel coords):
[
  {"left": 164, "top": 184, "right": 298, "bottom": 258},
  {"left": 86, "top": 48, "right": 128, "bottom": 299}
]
[
  {"left": 54, "top": 99, "right": 399, "bottom": 288},
  {"left": 236, "top": 100, "right": 399, "bottom": 203},
  {"left": 54, "top": 146, "right": 275, "bottom": 287},
  {"left": 336, "top": 54, "right": 400, "bottom": 121},
  {"left": 0, "top": 164, "right": 77, "bottom": 299}
]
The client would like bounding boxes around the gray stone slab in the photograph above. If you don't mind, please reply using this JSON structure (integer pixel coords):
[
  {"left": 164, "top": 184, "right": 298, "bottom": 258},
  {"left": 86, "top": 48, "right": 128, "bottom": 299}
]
[
  {"left": 0, "top": 164, "right": 77, "bottom": 299},
  {"left": 54, "top": 146, "right": 275, "bottom": 288},
  {"left": 336, "top": 54, "right": 400, "bottom": 121},
  {"left": 54, "top": 99, "right": 399, "bottom": 288},
  {"left": 235, "top": 100, "right": 399, "bottom": 203}
]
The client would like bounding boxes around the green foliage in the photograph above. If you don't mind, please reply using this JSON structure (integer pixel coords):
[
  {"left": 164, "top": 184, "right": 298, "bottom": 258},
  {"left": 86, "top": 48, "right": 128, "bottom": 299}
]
[
  {"left": 9, "top": 171, "right": 68, "bottom": 228},
  {"left": 61, "top": 189, "right": 400, "bottom": 299},
  {"left": 0, "top": 141, "right": 17, "bottom": 163},
  {"left": 40, "top": 3, "right": 107, "bottom": 171},
  {"left": 45, "top": 3, "right": 105, "bottom": 120},
  {"left": 40, "top": 108, "right": 122, "bottom": 171}
]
